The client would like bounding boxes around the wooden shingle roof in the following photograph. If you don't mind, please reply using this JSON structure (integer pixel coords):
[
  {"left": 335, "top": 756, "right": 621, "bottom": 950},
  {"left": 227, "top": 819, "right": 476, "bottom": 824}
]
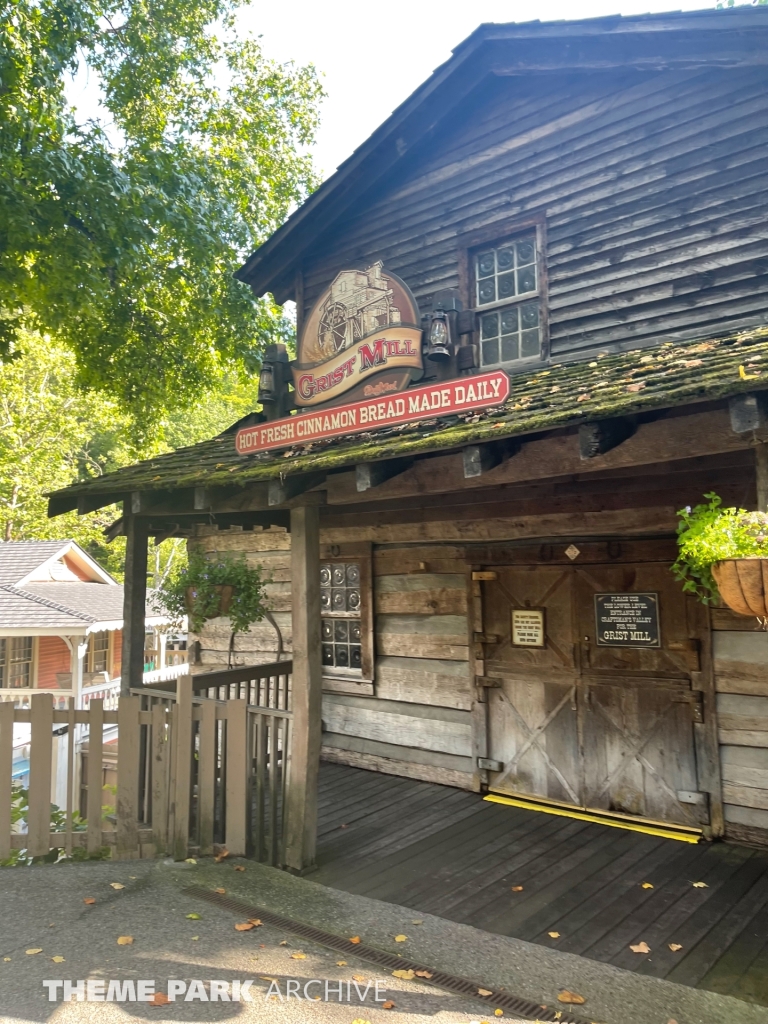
[{"left": 49, "top": 327, "right": 768, "bottom": 510}]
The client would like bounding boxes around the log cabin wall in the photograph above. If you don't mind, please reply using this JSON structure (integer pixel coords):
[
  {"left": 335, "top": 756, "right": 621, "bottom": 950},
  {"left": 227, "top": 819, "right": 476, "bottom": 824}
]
[
  {"left": 299, "top": 67, "right": 768, "bottom": 357},
  {"left": 711, "top": 609, "right": 768, "bottom": 848}
]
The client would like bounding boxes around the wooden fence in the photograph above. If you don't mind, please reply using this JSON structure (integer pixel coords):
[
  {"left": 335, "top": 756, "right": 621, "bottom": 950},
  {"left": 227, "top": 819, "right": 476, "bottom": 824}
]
[{"left": 0, "top": 661, "right": 293, "bottom": 864}]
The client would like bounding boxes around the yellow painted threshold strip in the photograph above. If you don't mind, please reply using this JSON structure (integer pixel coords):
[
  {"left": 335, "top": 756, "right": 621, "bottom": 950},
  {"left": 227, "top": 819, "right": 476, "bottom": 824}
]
[{"left": 484, "top": 793, "right": 701, "bottom": 843}]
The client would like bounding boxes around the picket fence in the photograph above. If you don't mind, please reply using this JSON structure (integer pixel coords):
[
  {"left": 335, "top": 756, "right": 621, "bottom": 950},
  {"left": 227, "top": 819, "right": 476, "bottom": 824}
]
[{"left": 0, "top": 661, "right": 293, "bottom": 864}]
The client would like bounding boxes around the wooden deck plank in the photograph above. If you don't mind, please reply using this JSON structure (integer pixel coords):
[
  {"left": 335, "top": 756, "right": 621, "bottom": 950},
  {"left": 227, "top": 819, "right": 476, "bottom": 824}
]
[
  {"left": 631, "top": 852, "right": 768, "bottom": 980},
  {"left": 667, "top": 869, "right": 768, "bottom": 988},
  {"left": 313, "top": 763, "right": 768, "bottom": 1008}
]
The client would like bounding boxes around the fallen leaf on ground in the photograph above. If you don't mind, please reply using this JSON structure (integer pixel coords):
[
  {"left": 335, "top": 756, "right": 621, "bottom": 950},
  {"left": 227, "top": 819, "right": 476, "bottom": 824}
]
[
  {"left": 26, "top": 949, "right": 42, "bottom": 955},
  {"left": 291, "top": 953, "right": 307, "bottom": 960},
  {"left": 248, "top": 919, "right": 262, "bottom": 927},
  {"left": 630, "top": 941, "right": 650, "bottom": 954},
  {"left": 392, "top": 969, "right": 414, "bottom": 980},
  {"left": 149, "top": 993, "right": 171, "bottom": 1006},
  {"left": 349, "top": 936, "right": 361, "bottom": 944},
  {"left": 51, "top": 956, "right": 65, "bottom": 963},
  {"left": 641, "top": 882, "right": 654, "bottom": 889},
  {"left": 352, "top": 974, "right": 366, "bottom": 982},
  {"left": 185, "top": 858, "right": 197, "bottom": 864},
  {"left": 2, "top": 958, "right": 10, "bottom": 962},
  {"left": 235, "top": 922, "right": 256, "bottom": 931},
  {"left": 669, "top": 943, "right": 683, "bottom": 952},
  {"left": 117, "top": 936, "right": 133, "bottom": 946},
  {"left": 411, "top": 919, "right": 423, "bottom": 925},
  {"left": 340, "top": 824, "right": 348, "bottom": 829},
  {"left": 667, "top": 1019, "right": 679, "bottom": 1024},
  {"left": 548, "top": 931, "right": 560, "bottom": 938},
  {"left": 394, "top": 934, "right": 407, "bottom": 942},
  {"left": 336, "top": 961, "right": 347, "bottom": 967},
  {"left": 214, "top": 849, "right": 230, "bottom": 862},
  {"left": 186, "top": 913, "right": 201, "bottom": 920},
  {"left": 213, "top": 888, "right": 226, "bottom": 894},
  {"left": 494, "top": 1010, "right": 503, "bottom": 1017},
  {"left": 692, "top": 882, "right": 708, "bottom": 888},
  {"left": 109, "top": 883, "right": 125, "bottom": 890},
  {"left": 414, "top": 970, "right": 433, "bottom": 979},
  {"left": 191, "top": 937, "right": 199, "bottom": 941},
  {"left": 233, "top": 865, "right": 245, "bottom": 872},
  {"left": 382, "top": 1000, "right": 395, "bottom": 1009},
  {"left": 83, "top": 897, "right": 96, "bottom": 905},
  {"left": 478, "top": 988, "right": 493, "bottom": 997},
  {"left": 558, "top": 991, "right": 586, "bottom": 1005},
  {"left": 350, "top": 1019, "right": 371, "bottom": 1024},
  {"left": 511, "top": 886, "right": 524, "bottom": 892},
  {"left": 279, "top": 940, "right": 288, "bottom": 946}
]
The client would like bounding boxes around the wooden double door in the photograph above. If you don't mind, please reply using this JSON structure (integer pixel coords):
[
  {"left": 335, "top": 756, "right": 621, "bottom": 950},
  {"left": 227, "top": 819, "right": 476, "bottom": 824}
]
[{"left": 481, "top": 561, "right": 711, "bottom": 828}]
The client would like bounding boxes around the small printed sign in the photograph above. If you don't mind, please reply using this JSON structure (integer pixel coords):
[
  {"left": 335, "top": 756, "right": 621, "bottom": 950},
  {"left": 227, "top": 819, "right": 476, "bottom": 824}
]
[
  {"left": 235, "top": 370, "right": 510, "bottom": 455},
  {"left": 511, "top": 608, "right": 545, "bottom": 648},
  {"left": 595, "top": 593, "right": 661, "bottom": 648}
]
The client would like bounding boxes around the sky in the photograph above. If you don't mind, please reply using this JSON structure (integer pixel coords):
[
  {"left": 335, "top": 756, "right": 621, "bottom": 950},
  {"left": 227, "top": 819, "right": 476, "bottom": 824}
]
[{"left": 240, "top": 0, "right": 720, "bottom": 180}]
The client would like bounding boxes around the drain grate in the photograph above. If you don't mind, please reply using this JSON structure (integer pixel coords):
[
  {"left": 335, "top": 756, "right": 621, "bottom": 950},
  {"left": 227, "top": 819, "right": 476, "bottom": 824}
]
[{"left": 184, "top": 886, "right": 593, "bottom": 1024}]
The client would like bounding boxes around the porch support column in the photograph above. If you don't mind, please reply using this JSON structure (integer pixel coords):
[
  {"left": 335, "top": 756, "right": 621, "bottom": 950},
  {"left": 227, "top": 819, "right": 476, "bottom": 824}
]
[
  {"left": 756, "top": 443, "right": 768, "bottom": 512},
  {"left": 284, "top": 503, "right": 322, "bottom": 873},
  {"left": 120, "top": 514, "right": 149, "bottom": 697}
]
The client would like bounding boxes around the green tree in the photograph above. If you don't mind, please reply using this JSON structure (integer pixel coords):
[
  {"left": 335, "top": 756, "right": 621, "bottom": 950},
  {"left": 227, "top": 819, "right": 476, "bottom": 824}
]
[
  {"left": 0, "top": 331, "right": 261, "bottom": 576},
  {"left": 0, "top": 0, "right": 321, "bottom": 425}
]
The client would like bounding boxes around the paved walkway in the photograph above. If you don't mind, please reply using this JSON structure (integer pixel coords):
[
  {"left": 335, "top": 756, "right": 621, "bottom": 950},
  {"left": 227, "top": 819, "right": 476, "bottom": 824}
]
[
  {"left": 313, "top": 763, "right": 768, "bottom": 1008},
  {"left": 0, "top": 856, "right": 767, "bottom": 1024}
]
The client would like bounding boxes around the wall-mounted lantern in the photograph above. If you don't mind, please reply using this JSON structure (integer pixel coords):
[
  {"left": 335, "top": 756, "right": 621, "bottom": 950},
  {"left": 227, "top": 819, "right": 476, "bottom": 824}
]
[{"left": 427, "top": 306, "right": 451, "bottom": 362}]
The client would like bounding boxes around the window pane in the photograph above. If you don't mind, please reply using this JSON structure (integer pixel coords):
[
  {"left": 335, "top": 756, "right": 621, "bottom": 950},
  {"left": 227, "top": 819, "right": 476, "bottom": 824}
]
[
  {"left": 319, "top": 562, "right": 363, "bottom": 674},
  {"left": 321, "top": 620, "right": 333, "bottom": 641},
  {"left": 477, "top": 278, "right": 496, "bottom": 305},
  {"left": 517, "top": 265, "right": 537, "bottom": 294},
  {"left": 516, "top": 238, "right": 535, "bottom": 265},
  {"left": 521, "top": 301, "right": 539, "bottom": 329},
  {"left": 332, "top": 589, "right": 346, "bottom": 611},
  {"left": 496, "top": 247, "right": 514, "bottom": 271},
  {"left": 322, "top": 644, "right": 334, "bottom": 666},
  {"left": 501, "top": 308, "right": 519, "bottom": 334},
  {"left": 334, "top": 646, "right": 349, "bottom": 667},
  {"left": 521, "top": 328, "right": 541, "bottom": 358},
  {"left": 476, "top": 252, "right": 495, "bottom": 277},
  {"left": 501, "top": 335, "right": 520, "bottom": 362},
  {"left": 497, "top": 272, "right": 516, "bottom": 300},
  {"left": 320, "top": 589, "right": 331, "bottom": 611},
  {"left": 8, "top": 637, "right": 32, "bottom": 688},
  {"left": 334, "top": 620, "right": 348, "bottom": 642},
  {"left": 481, "top": 339, "right": 499, "bottom": 366},
  {"left": 481, "top": 313, "right": 498, "bottom": 340},
  {"left": 320, "top": 564, "right": 332, "bottom": 586},
  {"left": 332, "top": 565, "right": 346, "bottom": 586},
  {"left": 350, "top": 646, "right": 362, "bottom": 669}
]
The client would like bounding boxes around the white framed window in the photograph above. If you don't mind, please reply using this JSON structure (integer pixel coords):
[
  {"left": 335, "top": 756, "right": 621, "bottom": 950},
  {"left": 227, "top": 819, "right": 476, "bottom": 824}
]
[
  {"left": 465, "top": 221, "right": 547, "bottom": 370},
  {"left": 87, "top": 631, "right": 110, "bottom": 674},
  {"left": 0, "top": 637, "right": 34, "bottom": 688}
]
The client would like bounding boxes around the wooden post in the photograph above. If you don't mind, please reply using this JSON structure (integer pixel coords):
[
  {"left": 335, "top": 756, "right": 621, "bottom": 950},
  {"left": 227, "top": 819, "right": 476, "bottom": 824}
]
[
  {"left": 0, "top": 702, "right": 13, "bottom": 860},
  {"left": 86, "top": 699, "right": 104, "bottom": 855},
  {"left": 756, "top": 443, "right": 768, "bottom": 512},
  {"left": 28, "top": 694, "right": 53, "bottom": 858},
  {"left": 116, "top": 695, "right": 141, "bottom": 858},
  {"left": 284, "top": 504, "right": 322, "bottom": 873},
  {"left": 172, "top": 676, "right": 193, "bottom": 860},
  {"left": 225, "top": 699, "right": 248, "bottom": 857},
  {"left": 121, "top": 514, "right": 149, "bottom": 696}
]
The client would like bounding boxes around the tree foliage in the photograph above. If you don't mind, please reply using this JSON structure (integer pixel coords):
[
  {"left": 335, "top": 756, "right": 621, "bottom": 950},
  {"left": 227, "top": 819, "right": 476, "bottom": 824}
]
[
  {"left": 0, "top": 331, "right": 261, "bottom": 576},
  {"left": 0, "top": 0, "right": 322, "bottom": 423}
]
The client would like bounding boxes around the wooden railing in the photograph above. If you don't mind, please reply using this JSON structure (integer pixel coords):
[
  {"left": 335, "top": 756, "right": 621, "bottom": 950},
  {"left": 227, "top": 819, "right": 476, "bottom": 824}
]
[
  {"left": 0, "top": 663, "right": 293, "bottom": 865},
  {"left": 190, "top": 660, "right": 292, "bottom": 710}
]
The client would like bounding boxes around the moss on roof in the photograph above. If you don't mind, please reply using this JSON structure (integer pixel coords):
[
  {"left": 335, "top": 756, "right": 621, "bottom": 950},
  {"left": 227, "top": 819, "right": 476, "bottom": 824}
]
[{"left": 53, "top": 328, "right": 768, "bottom": 500}]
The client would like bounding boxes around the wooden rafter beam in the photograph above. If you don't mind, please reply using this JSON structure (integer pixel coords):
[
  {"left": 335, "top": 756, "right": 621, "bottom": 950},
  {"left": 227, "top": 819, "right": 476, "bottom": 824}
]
[
  {"left": 268, "top": 472, "right": 326, "bottom": 507},
  {"left": 356, "top": 458, "right": 413, "bottom": 493},
  {"left": 462, "top": 440, "right": 519, "bottom": 479},
  {"left": 579, "top": 418, "right": 636, "bottom": 460}
]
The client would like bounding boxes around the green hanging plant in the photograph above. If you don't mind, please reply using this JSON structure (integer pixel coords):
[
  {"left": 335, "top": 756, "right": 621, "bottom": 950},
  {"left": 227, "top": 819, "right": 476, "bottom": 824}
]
[
  {"left": 672, "top": 492, "right": 768, "bottom": 604},
  {"left": 154, "top": 548, "right": 270, "bottom": 634}
]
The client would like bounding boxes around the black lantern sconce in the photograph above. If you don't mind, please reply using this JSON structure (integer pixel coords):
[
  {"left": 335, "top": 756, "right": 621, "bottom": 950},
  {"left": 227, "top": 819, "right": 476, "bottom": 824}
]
[
  {"left": 258, "top": 343, "right": 292, "bottom": 419},
  {"left": 425, "top": 288, "right": 464, "bottom": 363},
  {"left": 427, "top": 306, "right": 451, "bottom": 362}
]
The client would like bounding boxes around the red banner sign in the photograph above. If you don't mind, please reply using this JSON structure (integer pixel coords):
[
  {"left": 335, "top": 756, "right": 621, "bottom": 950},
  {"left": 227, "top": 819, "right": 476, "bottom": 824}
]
[{"left": 235, "top": 370, "right": 510, "bottom": 456}]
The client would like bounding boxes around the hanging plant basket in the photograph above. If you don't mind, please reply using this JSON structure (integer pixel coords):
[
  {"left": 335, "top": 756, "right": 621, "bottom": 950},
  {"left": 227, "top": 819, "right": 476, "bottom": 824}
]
[
  {"left": 711, "top": 559, "right": 768, "bottom": 618},
  {"left": 185, "top": 584, "right": 234, "bottom": 618}
]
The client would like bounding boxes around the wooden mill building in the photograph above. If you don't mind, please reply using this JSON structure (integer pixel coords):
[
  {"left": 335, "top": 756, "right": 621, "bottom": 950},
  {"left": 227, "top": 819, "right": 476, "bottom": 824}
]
[{"left": 51, "top": 7, "right": 768, "bottom": 872}]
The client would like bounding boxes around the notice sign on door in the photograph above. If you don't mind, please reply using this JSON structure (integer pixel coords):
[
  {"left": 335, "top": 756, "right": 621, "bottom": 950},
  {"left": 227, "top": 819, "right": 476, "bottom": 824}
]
[
  {"left": 511, "top": 608, "right": 545, "bottom": 647},
  {"left": 595, "top": 593, "right": 660, "bottom": 648}
]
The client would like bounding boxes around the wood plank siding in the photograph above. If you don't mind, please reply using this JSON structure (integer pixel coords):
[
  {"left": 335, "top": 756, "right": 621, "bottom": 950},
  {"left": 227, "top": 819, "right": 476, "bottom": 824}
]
[{"left": 299, "top": 68, "right": 768, "bottom": 357}]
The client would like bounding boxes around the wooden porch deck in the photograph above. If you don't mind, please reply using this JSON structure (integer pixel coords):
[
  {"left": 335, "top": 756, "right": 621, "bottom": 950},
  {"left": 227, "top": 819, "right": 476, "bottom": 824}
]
[{"left": 312, "top": 762, "right": 768, "bottom": 1008}]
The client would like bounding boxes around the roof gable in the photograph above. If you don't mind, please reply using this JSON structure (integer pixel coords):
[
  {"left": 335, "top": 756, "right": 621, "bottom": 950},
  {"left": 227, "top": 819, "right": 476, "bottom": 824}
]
[
  {"left": 0, "top": 540, "right": 117, "bottom": 587},
  {"left": 236, "top": 7, "right": 768, "bottom": 303}
]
